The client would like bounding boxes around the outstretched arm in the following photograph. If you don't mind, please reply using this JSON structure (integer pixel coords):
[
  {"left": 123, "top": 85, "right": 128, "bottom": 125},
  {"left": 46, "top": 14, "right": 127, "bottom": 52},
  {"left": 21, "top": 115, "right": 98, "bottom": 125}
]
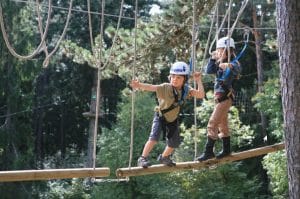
[
  {"left": 189, "top": 72, "right": 205, "bottom": 99},
  {"left": 130, "top": 79, "right": 158, "bottom": 92}
]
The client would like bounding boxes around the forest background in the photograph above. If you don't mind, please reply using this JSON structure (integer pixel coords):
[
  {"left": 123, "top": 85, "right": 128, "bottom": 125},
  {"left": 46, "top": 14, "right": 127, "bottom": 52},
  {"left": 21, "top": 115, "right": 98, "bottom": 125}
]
[{"left": 0, "top": 0, "right": 287, "bottom": 198}]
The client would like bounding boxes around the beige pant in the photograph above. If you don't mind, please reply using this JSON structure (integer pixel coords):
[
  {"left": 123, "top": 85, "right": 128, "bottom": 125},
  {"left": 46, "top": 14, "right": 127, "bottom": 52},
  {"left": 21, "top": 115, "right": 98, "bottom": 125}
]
[{"left": 207, "top": 98, "right": 232, "bottom": 140}]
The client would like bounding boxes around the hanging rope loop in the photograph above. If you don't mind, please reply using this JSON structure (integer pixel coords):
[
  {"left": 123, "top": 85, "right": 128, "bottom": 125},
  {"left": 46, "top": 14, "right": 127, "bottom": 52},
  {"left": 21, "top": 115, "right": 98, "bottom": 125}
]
[{"left": 0, "top": 0, "right": 52, "bottom": 60}]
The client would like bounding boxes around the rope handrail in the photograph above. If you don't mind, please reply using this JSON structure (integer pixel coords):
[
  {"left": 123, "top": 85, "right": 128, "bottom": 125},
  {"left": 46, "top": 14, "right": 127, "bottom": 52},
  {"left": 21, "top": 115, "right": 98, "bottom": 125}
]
[
  {"left": 36, "top": 0, "right": 49, "bottom": 63},
  {"left": 86, "top": 0, "right": 126, "bottom": 182},
  {"left": 128, "top": 0, "right": 138, "bottom": 171},
  {"left": 42, "top": 0, "right": 73, "bottom": 67},
  {"left": 92, "top": 0, "right": 105, "bottom": 171},
  {"left": 226, "top": 0, "right": 233, "bottom": 63},
  {"left": 191, "top": 0, "right": 198, "bottom": 161},
  {"left": 0, "top": 0, "right": 52, "bottom": 59},
  {"left": 227, "top": 0, "right": 250, "bottom": 39},
  {"left": 87, "top": 0, "right": 94, "bottom": 49},
  {"left": 208, "top": 0, "right": 250, "bottom": 57},
  {"left": 198, "top": 1, "right": 218, "bottom": 76},
  {"left": 208, "top": 0, "right": 231, "bottom": 55},
  {"left": 101, "top": 0, "right": 125, "bottom": 71}
]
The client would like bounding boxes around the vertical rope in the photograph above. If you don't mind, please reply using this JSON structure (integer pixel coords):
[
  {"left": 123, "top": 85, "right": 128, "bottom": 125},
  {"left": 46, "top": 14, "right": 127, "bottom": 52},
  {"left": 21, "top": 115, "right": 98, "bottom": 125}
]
[
  {"left": 228, "top": 0, "right": 250, "bottom": 38},
  {"left": 191, "top": 0, "right": 198, "bottom": 160},
  {"left": 103, "top": 0, "right": 125, "bottom": 69},
  {"left": 200, "top": 2, "right": 218, "bottom": 72},
  {"left": 36, "top": 0, "right": 49, "bottom": 64},
  {"left": 208, "top": 1, "right": 230, "bottom": 55},
  {"left": 87, "top": 0, "right": 94, "bottom": 49},
  {"left": 227, "top": 0, "right": 233, "bottom": 63},
  {"left": 216, "top": 0, "right": 219, "bottom": 42},
  {"left": 128, "top": 0, "right": 138, "bottom": 169},
  {"left": 93, "top": 0, "right": 105, "bottom": 170}
]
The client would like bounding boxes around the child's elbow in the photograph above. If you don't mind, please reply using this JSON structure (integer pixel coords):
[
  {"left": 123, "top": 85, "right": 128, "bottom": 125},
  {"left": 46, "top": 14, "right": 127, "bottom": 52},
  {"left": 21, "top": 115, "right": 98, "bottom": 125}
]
[
  {"left": 196, "top": 91, "right": 205, "bottom": 99},
  {"left": 199, "top": 93, "right": 205, "bottom": 99}
]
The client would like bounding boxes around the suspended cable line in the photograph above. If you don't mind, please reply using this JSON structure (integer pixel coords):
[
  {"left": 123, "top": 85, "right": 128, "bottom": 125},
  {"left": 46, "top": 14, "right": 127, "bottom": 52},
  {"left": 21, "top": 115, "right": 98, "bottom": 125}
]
[
  {"left": 10, "top": 0, "right": 277, "bottom": 30},
  {"left": 0, "top": 101, "right": 65, "bottom": 119},
  {"left": 11, "top": 0, "right": 135, "bottom": 20}
]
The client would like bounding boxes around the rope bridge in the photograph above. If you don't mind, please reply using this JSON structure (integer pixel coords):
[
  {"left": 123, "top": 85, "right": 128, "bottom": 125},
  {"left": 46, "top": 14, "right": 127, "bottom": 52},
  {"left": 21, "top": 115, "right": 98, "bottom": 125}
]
[
  {"left": 116, "top": 142, "right": 284, "bottom": 178},
  {"left": 0, "top": 168, "right": 110, "bottom": 182},
  {"left": 0, "top": 143, "right": 284, "bottom": 182}
]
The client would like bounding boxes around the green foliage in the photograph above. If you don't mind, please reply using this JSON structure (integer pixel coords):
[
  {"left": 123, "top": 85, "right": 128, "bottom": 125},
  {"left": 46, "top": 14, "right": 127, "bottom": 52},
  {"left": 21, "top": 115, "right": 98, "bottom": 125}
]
[
  {"left": 0, "top": 1, "right": 39, "bottom": 172},
  {"left": 61, "top": 0, "right": 216, "bottom": 84},
  {"left": 252, "top": 78, "right": 283, "bottom": 140},
  {"left": 97, "top": 91, "right": 157, "bottom": 173},
  {"left": 40, "top": 179, "right": 91, "bottom": 199},
  {"left": 262, "top": 151, "right": 288, "bottom": 198},
  {"left": 168, "top": 163, "right": 266, "bottom": 199}
]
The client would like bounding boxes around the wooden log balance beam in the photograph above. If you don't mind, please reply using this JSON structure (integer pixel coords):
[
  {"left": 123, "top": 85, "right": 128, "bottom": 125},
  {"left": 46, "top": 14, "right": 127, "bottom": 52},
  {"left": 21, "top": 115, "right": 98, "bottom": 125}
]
[
  {"left": 116, "top": 142, "right": 285, "bottom": 178},
  {"left": 0, "top": 167, "right": 110, "bottom": 182}
]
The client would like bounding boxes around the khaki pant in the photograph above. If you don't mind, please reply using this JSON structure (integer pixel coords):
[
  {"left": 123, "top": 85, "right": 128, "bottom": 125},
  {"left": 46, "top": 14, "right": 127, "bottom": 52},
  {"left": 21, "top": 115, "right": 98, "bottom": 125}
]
[{"left": 207, "top": 98, "right": 232, "bottom": 140}]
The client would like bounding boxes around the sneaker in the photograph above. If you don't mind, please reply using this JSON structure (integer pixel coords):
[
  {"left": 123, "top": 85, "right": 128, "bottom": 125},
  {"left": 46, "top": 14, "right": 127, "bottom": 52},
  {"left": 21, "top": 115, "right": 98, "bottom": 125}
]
[
  {"left": 137, "top": 156, "right": 151, "bottom": 168},
  {"left": 157, "top": 154, "right": 176, "bottom": 167}
]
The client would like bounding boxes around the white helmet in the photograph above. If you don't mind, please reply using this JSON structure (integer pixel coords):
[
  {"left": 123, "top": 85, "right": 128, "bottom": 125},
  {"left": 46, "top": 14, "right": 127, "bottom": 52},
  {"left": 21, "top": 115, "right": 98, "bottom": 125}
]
[
  {"left": 216, "top": 37, "right": 235, "bottom": 49},
  {"left": 170, "top": 61, "right": 190, "bottom": 75}
]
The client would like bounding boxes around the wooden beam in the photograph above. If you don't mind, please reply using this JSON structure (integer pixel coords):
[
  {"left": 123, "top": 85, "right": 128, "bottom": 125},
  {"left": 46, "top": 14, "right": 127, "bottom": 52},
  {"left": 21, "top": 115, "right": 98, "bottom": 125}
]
[
  {"left": 0, "top": 167, "right": 110, "bottom": 182},
  {"left": 82, "top": 112, "right": 102, "bottom": 118},
  {"left": 116, "top": 142, "right": 285, "bottom": 178}
]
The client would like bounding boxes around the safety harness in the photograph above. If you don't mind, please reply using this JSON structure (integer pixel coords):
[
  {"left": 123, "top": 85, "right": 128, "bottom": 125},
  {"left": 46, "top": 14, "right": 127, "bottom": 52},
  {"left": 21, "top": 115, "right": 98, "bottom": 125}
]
[
  {"left": 218, "top": 30, "right": 248, "bottom": 81},
  {"left": 159, "top": 84, "right": 189, "bottom": 116},
  {"left": 215, "top": 82, "right": 234, "bottom": 103},
  {"left": 215, "top": 31, "right": 249, "bottom": 103}
]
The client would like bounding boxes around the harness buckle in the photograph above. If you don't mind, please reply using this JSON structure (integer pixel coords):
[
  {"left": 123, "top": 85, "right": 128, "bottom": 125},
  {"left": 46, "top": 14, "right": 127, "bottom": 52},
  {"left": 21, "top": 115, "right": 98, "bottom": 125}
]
[{"left": 154, "top": 106, "right": 163, "bottom": 117}]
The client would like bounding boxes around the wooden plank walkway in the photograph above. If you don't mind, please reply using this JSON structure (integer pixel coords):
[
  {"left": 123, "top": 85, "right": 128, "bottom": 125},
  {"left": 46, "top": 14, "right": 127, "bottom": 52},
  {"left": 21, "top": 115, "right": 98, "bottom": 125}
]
[
  {"left": 116, "top": 142, "right": 285, "bottom": 178},
  {"left": 0, "top": 167, "right": 110, "bottom": 182},
  {"left": 0, "top": 143, "right": 285, "bottom": 181}
]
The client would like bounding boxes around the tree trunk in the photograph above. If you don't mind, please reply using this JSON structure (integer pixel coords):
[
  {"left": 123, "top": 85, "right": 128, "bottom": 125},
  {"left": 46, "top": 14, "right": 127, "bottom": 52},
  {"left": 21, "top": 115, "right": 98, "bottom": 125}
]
[
  {"left": 86, "top": 71, "right": 98, "bottom": 168},
  {"left": 60, "top": 103, "right": 65, "bottom": 159},
  {"left": 33, "top": 69, "right": 49, "bottom": 166},
  {"left": 252, "top": 5, "right": 268, "bottom": 144},
  {"left": 276, "top": 0, "right": 300, "bottom": 198}
]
